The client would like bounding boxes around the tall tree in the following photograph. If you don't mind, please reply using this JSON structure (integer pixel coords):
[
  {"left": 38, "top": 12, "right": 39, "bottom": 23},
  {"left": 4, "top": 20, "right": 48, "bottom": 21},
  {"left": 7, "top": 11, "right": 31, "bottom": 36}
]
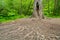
[
  {"left": 32, "top": 0, "right": 44, "bottom": 19},
  {"left": 53, "top": 0, "right": 58, "bottom": 15}
]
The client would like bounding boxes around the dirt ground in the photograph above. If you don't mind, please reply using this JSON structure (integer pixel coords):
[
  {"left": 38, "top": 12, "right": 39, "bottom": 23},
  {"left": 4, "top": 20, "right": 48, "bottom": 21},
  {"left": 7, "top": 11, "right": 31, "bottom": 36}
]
[{"left": 0, "top": 18, "right": 60, "bottom": 40}]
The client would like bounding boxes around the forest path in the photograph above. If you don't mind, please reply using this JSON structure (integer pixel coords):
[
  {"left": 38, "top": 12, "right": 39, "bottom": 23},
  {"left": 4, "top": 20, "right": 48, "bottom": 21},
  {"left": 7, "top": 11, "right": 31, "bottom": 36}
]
[{"left": 0, "top": 18, "right": 60, "bottom": 40}]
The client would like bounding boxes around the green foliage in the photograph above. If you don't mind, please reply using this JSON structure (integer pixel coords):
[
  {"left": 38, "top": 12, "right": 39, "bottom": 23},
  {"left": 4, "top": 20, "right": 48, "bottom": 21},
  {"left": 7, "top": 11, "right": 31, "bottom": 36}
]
[
  {"left": 0, "top": 0, "right": 34, "bottom": 22},
  {"left": 0, "top": 0, "right": 60, "bottom": 22},
  {"left": 43, "top": 0, "right": 60, "bottom": 17}
]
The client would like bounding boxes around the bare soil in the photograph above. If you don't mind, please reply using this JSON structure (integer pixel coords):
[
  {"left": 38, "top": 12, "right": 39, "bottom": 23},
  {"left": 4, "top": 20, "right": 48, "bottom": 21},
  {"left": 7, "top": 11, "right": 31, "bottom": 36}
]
[{"left": 0, "top": 18, "right": 60, "bottom": 40}]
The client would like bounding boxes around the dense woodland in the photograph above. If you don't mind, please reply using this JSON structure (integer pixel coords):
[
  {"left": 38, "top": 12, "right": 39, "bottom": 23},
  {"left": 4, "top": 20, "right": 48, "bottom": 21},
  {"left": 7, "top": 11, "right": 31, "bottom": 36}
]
[
  {"left": 0, "top": 0, "right": 60, "bottom": 22},
  {"left": 43, "top": 0, "right": 60, "bottom": 17}
]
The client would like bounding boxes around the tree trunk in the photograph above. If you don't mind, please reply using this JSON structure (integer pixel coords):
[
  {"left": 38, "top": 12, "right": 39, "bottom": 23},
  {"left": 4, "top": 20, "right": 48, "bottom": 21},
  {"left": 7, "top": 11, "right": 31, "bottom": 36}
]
[
  {"left": 53, "top": 0, "right": 58, "bottom": 15},
  {"left": 32, "top": 0, "right": 44, "bottom": 19}
]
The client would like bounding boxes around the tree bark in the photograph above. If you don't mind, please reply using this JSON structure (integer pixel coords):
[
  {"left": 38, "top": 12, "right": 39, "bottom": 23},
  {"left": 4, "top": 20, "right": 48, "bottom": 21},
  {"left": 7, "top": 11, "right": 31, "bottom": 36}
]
[{"left": 32, "top": 0, "right": 44, "bottom": 19}]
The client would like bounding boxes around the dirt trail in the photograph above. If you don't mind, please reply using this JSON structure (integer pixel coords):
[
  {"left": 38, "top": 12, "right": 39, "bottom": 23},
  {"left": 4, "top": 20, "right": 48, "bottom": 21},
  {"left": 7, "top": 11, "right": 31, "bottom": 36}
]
[{"left": 0, "top": 18, "right": 60, "bottom": 40}]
